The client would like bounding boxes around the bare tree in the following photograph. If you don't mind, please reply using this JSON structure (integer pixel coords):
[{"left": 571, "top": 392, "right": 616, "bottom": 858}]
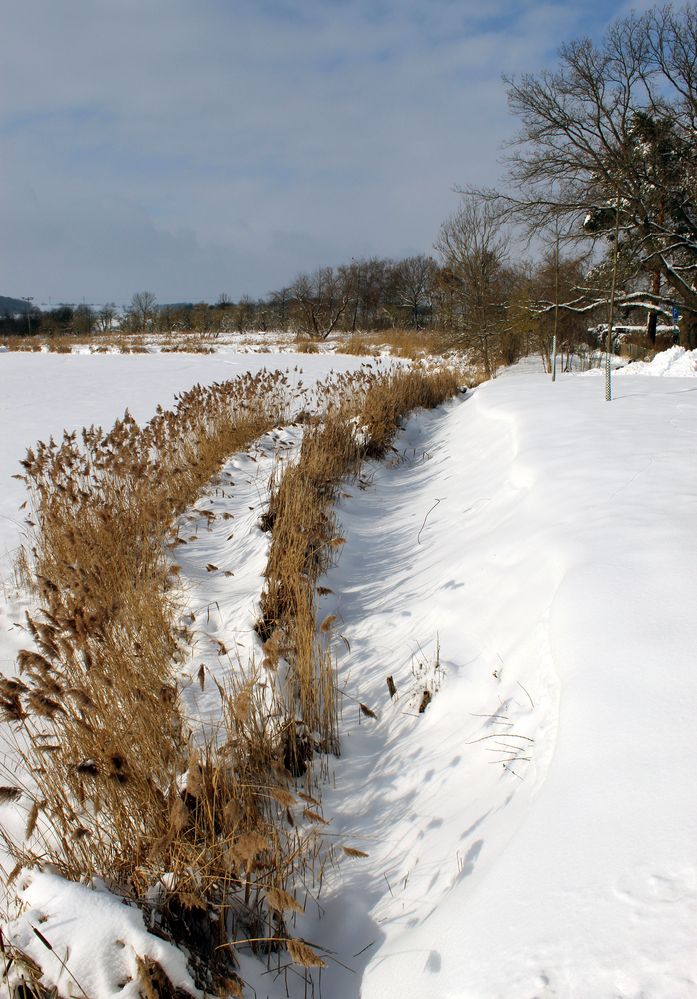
[
  {"left": 472, "top": 5, "right": 697, "bottom": 345},
  {"left": 435, "top": 196, "right": 509, "bottom": 376},
  {"left": 267, "top": 287, "right": 291, "bottom": 330},
  {"left": 235, "top": 295, "right": 257, "bottom": 333},
  {"left": 394, "top": 255, "right": 436, "bottom": 328},
  {"left": 73, "top": 304, "right": 96, "bottom": 338},
  {"left": 129, "top": 290, "right": 158, "bottom": 331},
  {"left": 96, "top": 302, "right": 117, "bottom": 333},
  {"left": 290, "top": 267, "right": 351, "bottom": 339},
  {"left": 337, "top": 260, "right": 363, "bottom": 332},
  {"left": 523, "top": 249, "right": 594, "bottom": 367}
]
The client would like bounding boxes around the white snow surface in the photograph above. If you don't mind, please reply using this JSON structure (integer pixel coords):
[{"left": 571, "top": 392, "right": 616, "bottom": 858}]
[
  {"left": 308, "top": 374, "right": 697, "bottom": 999},
  {"left": 174, "top": 424, "right": 304, "bottom": 733},
  {"left": 619, "top": 344, "right": 697, "bottom": 377},
  {"left": 1, "top": 352, "right": 696, "bottom": 998},
  {"left": 6, "top": 869, "right": 201, "bottom": 998}
]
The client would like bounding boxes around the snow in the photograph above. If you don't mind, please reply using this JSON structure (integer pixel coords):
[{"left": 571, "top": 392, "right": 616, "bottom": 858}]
[
  {"left": 1, "top": 350, "right": 696, "bottom": 998},
  {"left": 307, "top": 374, "right": 697, "bottom": 998},
  {"left": 6, "top": 869, "right": 201, "bottom": 997},
  {"left": 580, "top": 345, "right": 697, "bottom": 379},
  {"left": 174, "top": 424, "right": 304, "bottom": 733},
  {"left": 617, "top": 344, "right": 697, "bottom": 377}
]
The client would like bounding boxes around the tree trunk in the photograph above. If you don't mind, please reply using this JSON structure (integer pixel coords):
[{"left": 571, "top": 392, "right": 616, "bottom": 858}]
[
  {"left": 646, "top": 311, "right": 658, "bottom": 344},
  {"left": 482, "top": 333, "right": 492, "bottom": 379},
  {"left": 646, "top": 264, "right": 661, "bottom": 345},
  {"left": 680, "top": 311, "right": 697, "bottom": 350}
]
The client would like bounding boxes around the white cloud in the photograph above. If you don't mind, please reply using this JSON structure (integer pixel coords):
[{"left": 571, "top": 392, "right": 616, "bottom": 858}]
[{"left": 0, "top": 0, "right": 630, "bottom": 300}]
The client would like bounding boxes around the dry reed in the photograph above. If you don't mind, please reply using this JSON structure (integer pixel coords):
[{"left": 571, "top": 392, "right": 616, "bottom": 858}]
[
  {"left": 334, "top": 327, "right": 452, "bottom": 360},
  {"left": 1, "top": 363, "right": 462, "bottom": 995},
  {"left": 0, "top": 371, "right": 324, "bottom": 993},
  {"left": 258, "top": 365, "right": 461, "bottom": 774}
]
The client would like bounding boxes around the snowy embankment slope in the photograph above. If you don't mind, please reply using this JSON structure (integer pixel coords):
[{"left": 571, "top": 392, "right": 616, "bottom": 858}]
[{"left": 308, "top": 373, "right": 697, "bottom": 998}]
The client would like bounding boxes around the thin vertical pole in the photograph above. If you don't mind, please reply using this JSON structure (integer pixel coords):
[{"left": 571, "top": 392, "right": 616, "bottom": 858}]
[
  {"left": 606, "top": 193, "right": 621, "bottom": 402},
  {"left": 23, "top": 297, "right": 33, "bottom": 336},
  {"left": 552, "top": 228, "right": 559, "bottom": 381}
]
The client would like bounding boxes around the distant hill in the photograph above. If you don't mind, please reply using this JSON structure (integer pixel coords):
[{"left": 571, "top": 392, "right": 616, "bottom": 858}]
[{"left": 0, "top": 295, "right": 31, "bottom": 315}]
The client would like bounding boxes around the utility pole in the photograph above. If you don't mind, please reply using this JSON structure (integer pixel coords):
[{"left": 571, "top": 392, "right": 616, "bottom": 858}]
[{"left": 22, "top": 297, "right": 34, "bottom": 336}]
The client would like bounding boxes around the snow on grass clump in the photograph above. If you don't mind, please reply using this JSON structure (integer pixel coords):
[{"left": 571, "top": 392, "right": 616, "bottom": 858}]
[{"left": 5, "top": 869, "right": 200, "bottom": 997}]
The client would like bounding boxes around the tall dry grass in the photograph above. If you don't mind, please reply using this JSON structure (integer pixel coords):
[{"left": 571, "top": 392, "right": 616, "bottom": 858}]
[
  {"left": 259, "top": 366, "right": 462, "bottom": 774},
  {"left": 1, "top": 363, "right": 463, "bottom": 995},
  {"left": 1, "top": 325, "right": 459, "bottom": 359},
  {"left": 0, "top": 371, "right": 334, "bottom": 992},
  {"left": 334, "top": 327, "right": 453, "bottom": 360},
  {"left": 0, "top": 331, "right": 219, "bottom": 354}
]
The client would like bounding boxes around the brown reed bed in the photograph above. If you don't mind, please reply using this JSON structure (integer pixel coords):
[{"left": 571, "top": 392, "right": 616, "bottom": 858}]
[
  {"left": 1, "top": 326, "right": 458, "bottom": 359},
  {"left": 333, "top": 327, "right": 453, "bottom": 360},
  {"left": 0, "top": 370, "right": 337, "bottom": 993},
  {"left": 258, "top": 365, "right": 462, "bottom": 775},
  {"left": 0, "top": 331, "right": 219, "bottom": 354},
  {"left": 1, "top": 362, "right": 462, "bottom": 996}
]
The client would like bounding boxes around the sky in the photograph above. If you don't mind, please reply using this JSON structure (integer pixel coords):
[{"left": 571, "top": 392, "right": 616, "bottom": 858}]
[{"left": 1, "top": 0, "right": 644, "bottom": 306}]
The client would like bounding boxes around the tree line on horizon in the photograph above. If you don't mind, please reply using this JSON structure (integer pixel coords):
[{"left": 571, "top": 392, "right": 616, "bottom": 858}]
[{"left": 0, "top": 254, "right": 597, "bottom": 378}]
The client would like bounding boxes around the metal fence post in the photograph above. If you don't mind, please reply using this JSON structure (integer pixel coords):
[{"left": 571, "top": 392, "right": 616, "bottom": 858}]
[{"left": 605, "top": 191, "right": 621, "bottom": 402}]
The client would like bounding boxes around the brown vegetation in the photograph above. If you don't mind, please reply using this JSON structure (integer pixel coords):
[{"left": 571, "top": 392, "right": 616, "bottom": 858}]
[
  {"left": 258, "top": 366, "right": 462, "bottom": 774},
  {"left": 1, "top": 363, "right": 462, "bottom": 994},
  {"left": 334, "top": 327, "right": 450, "bottom": 360},
  {"left": 1, "top": 372, "right": 309, "bottom": 993}
]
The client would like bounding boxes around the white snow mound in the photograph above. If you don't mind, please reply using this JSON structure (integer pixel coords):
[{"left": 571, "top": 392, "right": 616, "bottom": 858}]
[
  {"left": 6, "top": 870, "right": 200, "bottom": 998},
  {"left": 618, "top": 345, "right": 697, "bottom": 376}
]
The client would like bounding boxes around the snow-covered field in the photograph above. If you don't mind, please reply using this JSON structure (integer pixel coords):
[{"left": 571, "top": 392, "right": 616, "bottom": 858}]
[{"left": 1, "top": 349, "right": 696, "bottom": 998}]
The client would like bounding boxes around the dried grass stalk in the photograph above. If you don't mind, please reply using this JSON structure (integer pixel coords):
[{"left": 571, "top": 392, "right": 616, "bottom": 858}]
[{"left": 287, "top": 938, "right": 327, "bottom": 969}]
